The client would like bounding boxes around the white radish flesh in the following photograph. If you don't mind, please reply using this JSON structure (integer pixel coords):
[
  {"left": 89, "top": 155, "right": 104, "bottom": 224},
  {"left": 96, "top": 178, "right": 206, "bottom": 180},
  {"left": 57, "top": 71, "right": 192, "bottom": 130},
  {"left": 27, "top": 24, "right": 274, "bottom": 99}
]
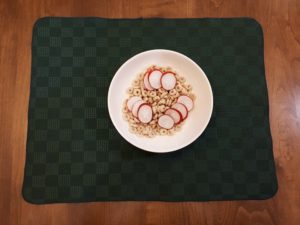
[
  {"left": 127, "top": 96, "right": 142, "bottom": 111},
  {"left": 165, "top": 108, "right": 182, "bottom": 124},
  {"left": 177, "top": 95, "right": 194, "bottom": 111},
  {"left": 148, "top": 70, "right": 162, "bottom": 89},
  {"left": 161, "top": 72, "right": 176, "bottom": 90},
  {"left": 143, "top": 73, "right": 153, "bottom": 90},
  {"left": 132, "top": 100, "right": 144, "bottom": 117},
  {"left": 137, "top": 104, "right": 153, "bottom": 124},
  {"left": 172, "top": 103, "right": 188, "bottom": 120},
  {"left": 158, "top": 115, "right": 175, "bottom": 129}
]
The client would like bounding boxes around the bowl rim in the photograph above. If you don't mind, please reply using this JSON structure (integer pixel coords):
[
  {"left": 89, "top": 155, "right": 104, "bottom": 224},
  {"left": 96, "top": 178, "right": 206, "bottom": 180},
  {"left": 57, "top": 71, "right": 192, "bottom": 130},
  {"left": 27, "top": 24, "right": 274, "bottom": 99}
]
[{"left": 107, "top": 49, "right": 214, "bottom": 153}]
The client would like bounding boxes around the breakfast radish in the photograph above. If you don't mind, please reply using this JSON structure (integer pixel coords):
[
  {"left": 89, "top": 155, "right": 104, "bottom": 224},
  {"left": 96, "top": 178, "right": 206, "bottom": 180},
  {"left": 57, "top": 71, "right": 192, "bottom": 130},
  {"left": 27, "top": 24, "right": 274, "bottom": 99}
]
[
  {"left": 165, "top": 108, "right": 182, "bottom": 124},
  {"left": 132, "top": 100, "right": 144, "bottom": 117},
  {"left": 127, "top": 96, "right": 142, "bottom": 111},
  {"left": 158, "top": 115, "right": 175, "bottom": 129},
  {"left": 172, "top": 103, "right": 188, "bottom": 120},
  {"left": 148, "top": 69, "right": 163, "bottom": 89},
  {"left": 177, "top": 95, "right": 194, "bottom": 111},
  {"left": 143, "top": 72, "right": 153, "bottom": 90},
  {"left": 137, "top": 103, "right": 153, "bottom": 124},
  {"left": 161, "top": 72, "right": 176, "bottom": 90}
]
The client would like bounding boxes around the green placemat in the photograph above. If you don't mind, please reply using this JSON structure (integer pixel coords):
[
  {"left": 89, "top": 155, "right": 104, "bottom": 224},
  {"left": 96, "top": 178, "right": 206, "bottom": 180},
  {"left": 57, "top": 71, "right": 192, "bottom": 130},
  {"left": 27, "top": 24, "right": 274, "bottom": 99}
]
[{"left": 23, "top": 17, "right": 278, "bottom": 204}]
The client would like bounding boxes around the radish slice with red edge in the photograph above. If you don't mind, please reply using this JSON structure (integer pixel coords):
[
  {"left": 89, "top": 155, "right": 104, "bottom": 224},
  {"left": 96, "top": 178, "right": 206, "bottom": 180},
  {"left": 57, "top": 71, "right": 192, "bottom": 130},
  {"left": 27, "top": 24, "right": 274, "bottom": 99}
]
[
  {"left": 137, "top": 103, "right": 153, "bottom": 124},
  {"left": 127, "top": 96, "right": 142, "bottom": 111},
  {"left": 148, "top": 69, "right": 162, "bottom": 89},
  {"left": 143, "top": 72, "right": 153, "bottom": 90},
  {"left": 172, "top": 103, "right": 188, "bottom": 120},
  {"left": 161, "top": 72, "right": 176, "bottom": 90},
  {"left": 132, "top": 100, "right": 144, "bottom": 117},
  {"left": 165, "top": 108, "right": 182, "bottom": 124},
  {"left": 158, "top": 115, "right": 175, "bottom": 129},
  {"left": 177, "top": 95, "right": 194, "bottom": 111}
]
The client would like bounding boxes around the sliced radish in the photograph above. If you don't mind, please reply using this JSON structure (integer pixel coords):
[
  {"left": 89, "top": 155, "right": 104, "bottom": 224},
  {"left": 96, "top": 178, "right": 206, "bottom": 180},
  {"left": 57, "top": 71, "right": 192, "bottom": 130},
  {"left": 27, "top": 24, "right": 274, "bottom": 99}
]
[
  {"left": 143, "top": 72, "right": 153, "bottom": 90},
  {"left": 132, "top": 100, "right": 144, "bottom": 117},
  {"left": 148, "top": 69, "right": 163, "bottom": 89},
  {"left": 127, "top": 96, "right": 142, "bottom": 111},
  {"left": 172, "top": 103, "right": 188, "bottom": 120},
  {"left": 158, "top": 115, "right": 175, "bottom": 129},
  {"left": 177, "top": 95, "right": 194, "bottom": 111},
  {"left": 161, "top": 72, "right": 176, "bottom": 90},
  {"left": 137, "top": 103, "right": 153, "bottom": 124},
  {"left": 165, "top": 108, "right": 182, "bottom": 124}
]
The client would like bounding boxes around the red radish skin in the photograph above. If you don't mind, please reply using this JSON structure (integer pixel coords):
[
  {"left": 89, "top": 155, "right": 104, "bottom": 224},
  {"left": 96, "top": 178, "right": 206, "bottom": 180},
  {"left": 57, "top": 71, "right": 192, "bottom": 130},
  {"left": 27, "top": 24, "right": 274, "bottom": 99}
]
[
  {"left": 161, "top": 72, "right": 176, "bottom": 90},
  {"left": 177, "top": 95, "right": 194, "bottom": 111},
  {"left": 158, "top": 115, "right": 175, "bottom": 129},
  {"left": 126, "top": 96, "right": 142, "bottom": 111},
  {"left": 143, "top": 72, "right": 153, "bottom": 91},
  {"left": 148, "top": 69, "right": 163, "bottom": 89},
  {"left": 132, "top": 100, "right": 144, "bottom": 117},
  {"left": 165, "top": 108, "right": 182, "bottom": 124},
  {"left": 172, "top": 103, "right": 188, "bottom": 120},
  {"left": 137, "top": 103, "right": 153, "bottom": 124}
]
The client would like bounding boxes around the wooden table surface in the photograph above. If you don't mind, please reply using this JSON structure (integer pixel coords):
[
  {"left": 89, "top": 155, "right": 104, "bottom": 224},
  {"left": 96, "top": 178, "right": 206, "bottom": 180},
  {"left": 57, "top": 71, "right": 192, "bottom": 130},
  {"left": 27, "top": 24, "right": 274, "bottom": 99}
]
[{"left": 0, "top": 0, "right": 299, "bottom": 224}]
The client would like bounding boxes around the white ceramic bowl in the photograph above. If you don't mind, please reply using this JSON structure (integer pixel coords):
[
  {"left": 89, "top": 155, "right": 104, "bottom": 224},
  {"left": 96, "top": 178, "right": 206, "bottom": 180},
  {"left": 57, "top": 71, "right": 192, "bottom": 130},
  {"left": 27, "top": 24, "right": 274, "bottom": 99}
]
[{"left": 108, "top": 49, "right": 213, "bottom": 153}]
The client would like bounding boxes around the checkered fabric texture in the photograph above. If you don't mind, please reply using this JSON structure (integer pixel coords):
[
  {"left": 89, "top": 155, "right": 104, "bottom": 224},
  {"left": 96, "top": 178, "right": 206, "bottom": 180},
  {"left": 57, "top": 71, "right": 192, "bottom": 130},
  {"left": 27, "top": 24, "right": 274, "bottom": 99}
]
[{"left": 22, "top": 18, "right": 278, "bottom": 204}]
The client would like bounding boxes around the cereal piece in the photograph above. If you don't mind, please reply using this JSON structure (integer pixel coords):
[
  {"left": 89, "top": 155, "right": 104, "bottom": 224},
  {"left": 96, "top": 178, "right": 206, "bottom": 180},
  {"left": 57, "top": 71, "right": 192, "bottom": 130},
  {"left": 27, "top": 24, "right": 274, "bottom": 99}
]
[
  {"left": 165, "top": 99, "right": 171, "bottom": 106},
  {"left": 127, "top": 88, "right": 133, "bottom": 94},
  {"left": 129, "top": 126, "right": 137, "bottom": 133},
  {"left": 175, "top": 84, "right": 183, "bottom": 92},
  {"left": 158, "top": 88, "right": 165, "bottom": 93},
  {"left": 169, "top": 89, "right": 177, "bottom": 96},
  {"left": 181, "top": 88, "right": 188, "bottom": 96},
  {"left": 141, "top": 89, "right": 147, "bottom": 96},
  {"left": 134, "top": 117, "right": 140, "bottom": 123},
  {"left": 158, "top": 105, "right": 166, "bottom": 113},
  {"left": 148, "top": 132, "right": 155, "bottom": 138},
  {"left": 123, "top": 114, "right": 130, "bottom": 121},
  {"left": 150, "top": 120, "right": 156, "bottom": 125},
  {"left": 168, "top": 128, "right": 175, "bottom": 135},
  {"left": 129, "top": 118, "right": 136, "bottom": 124},
  {"left": 142, "top": 129, "right": 148, "bottom": 135},
  {"left": 154, "top": 96, "right": 160, "bottom": 101},
  {"left": 133, "top": 88, "right": 141, "bottom": 96},
  {"left": 158, "top": 99, "right": 166, "bottom": 105},
  {"left": 159, "top": 129, "right": 168, "bottom": 135},
  {"left": 133, "top": 79, "right": 140, "bottom": 86},
  {"left": 152, "top": 105, "right": 157, "bottom": 114},
  {"left": 139, "top": 73, "right": 144, "bottom": 80},
  {"left": 189, "top": 93, "right": 196, "bottom": 100},
  {"left": 123, "top": 101, "right": 127, "bottom": 108},
  {"left": 178, "top": 76, "right": 186, "bottom": 83},
  {"left": 137, "top": 125, "right": 143, "bottom": 132},
  {"left": 149, "top": 91, "right": 156, "bottom": 97},
  {"left": 185, "top": 84, "right": 192, "bottom": 91},
  {"left": 161, "top": 92, "right": 168, "bottom": 98}
]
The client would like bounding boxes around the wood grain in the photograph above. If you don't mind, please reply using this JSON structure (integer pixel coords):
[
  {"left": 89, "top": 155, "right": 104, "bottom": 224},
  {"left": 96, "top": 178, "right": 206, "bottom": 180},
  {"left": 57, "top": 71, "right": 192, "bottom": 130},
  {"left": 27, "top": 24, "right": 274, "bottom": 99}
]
[{"left": 0, "top": 0, "right": 299, "bottom": 224}]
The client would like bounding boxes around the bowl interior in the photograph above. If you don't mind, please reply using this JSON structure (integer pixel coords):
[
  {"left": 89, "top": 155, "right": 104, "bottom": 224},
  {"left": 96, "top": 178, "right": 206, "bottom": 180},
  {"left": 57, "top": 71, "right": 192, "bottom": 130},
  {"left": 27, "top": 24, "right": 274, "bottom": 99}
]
[{"left": 108, "top": 49, "right": 213, "bottom": 153}]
